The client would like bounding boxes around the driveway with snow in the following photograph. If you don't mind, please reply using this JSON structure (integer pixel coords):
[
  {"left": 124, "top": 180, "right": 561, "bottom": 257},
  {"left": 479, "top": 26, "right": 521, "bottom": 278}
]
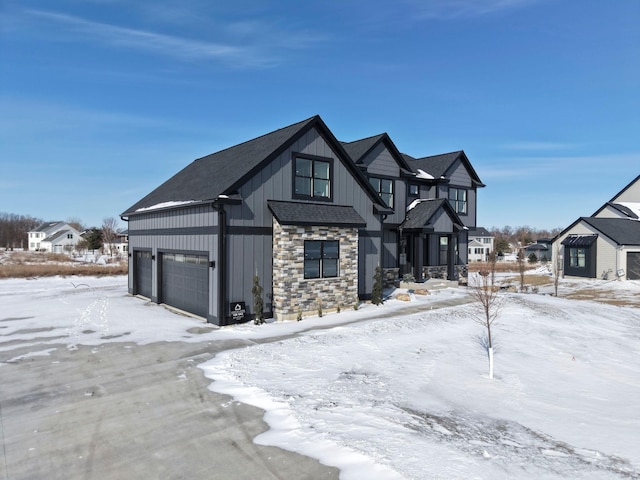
[{"left": 1, "top": 275, "right": 639, "bottom": 479}]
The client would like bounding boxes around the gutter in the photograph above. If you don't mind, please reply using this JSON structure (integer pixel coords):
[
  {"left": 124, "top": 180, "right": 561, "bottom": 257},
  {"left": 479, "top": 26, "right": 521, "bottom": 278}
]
[{"left": 212, "top": 203, "right": 227, "bottom": 325}]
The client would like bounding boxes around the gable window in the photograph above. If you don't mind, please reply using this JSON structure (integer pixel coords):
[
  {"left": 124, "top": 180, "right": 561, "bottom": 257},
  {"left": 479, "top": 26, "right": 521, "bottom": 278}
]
[
  {"left": 449, "top": 188, "right": 467, "bottom": 214},
  {"left": 569, "top": 248, "right": 586, "bottom": 268},
  {"left": 294, "top": 155, "right": 332, "bottom": 200},
  {"left": 304, "top": 240, "right": 339, "bottom": 279},
  {"left": 408, "top": 183, "right": 419, "bottom": 197},
  {"left": 370, "top": 177, "right": 394, "bottom": 208}
]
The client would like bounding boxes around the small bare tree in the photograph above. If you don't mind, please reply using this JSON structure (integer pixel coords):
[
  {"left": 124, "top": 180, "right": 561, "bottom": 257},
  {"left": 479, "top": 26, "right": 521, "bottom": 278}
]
[
  {"left": 469, "top": 271, "right": 504, "bottom": 379},
  {"left": 516, "top": 247, "right": 527, "bottom": 292},
  {"left": 552, "top": 244, "right": 562, "bottom": 296},
  {"left": 101, "top": 217, "right": 119, "bottom": 258}
]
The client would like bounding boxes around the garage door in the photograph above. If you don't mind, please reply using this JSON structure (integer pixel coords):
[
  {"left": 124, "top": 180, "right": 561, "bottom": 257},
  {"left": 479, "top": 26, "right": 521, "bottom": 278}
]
[
  {"left": 135, "top": 250, "right": 153, "bottom": 298},
  {"left": 628, "top": 252, "right": 640, "bottom": 280},
  {"left": 161, "top": 253, "right": 209, "bottom": 318}
]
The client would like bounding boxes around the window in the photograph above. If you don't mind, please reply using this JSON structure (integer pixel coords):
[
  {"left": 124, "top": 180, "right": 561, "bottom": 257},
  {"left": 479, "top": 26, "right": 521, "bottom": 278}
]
[
  {"left": 304, "top": 240, "right": 339, "bottom": 279},
  {"left": 483, "top": 238, "right": 491, "bottom": 244},
  {"left": 569, "top": 248, "right": 586, "bottom": 268},
  {"left": 67, "top": 234, "right": 73, "bottom": 239},
  {"left": 370, "top": 177, "right": 394, "bottom": 208},
  {"left": 408, "top": 183, "right": 419, "bottom": 197},
  {"left": 439, "top": 236, "right": 448, "bottom": 265},
  {"left": 294, "top": 156, "right": 331, "bottom": 199},
  {"left": 448, "top": 188, "right": 467, "bottom": 214}
]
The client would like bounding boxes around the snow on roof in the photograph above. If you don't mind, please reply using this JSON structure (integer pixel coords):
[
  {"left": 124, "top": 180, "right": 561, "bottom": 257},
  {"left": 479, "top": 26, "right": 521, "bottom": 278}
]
[
  {"left": 617, "top": 202, "right": 640, "bottom": 220},
  {"left": 135, "top": 200, "right": 196, "bottom": 212},
  {"left": 415, "top": 169, "right": 434, "bottom": 180}
]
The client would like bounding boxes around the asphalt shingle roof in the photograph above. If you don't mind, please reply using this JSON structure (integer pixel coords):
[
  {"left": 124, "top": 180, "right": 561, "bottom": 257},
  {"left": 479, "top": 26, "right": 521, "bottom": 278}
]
[
  {"left": 580, "top": 217, "right": 640, "bottom": 245},
  {"left": 340, "top": 135, "right": 385, "bottom": 163},
  {"left": 400, "top": 198, "right": 462, "bottom": 230},
  {"left": 122, "top": 117, "right": 317, "bottom": 216},
  {"left": 267, "top": 200, "right": 366, "bottom": 227}
]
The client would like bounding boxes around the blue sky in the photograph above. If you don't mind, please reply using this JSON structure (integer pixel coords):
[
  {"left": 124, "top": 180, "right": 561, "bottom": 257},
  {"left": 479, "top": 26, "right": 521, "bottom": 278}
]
[{"left": 1, "top": 0, "right": 638, "bottom": 231}]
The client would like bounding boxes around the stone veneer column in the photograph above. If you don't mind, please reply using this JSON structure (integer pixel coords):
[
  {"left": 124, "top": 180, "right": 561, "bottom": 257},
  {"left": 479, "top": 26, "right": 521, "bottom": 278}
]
[{"left": 272, "top": 218, "right": 359, "bottom": 321}]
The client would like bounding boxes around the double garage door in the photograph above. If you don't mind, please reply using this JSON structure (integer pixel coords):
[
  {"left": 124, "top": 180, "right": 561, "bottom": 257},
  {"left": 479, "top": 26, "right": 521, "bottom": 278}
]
[
  {"left": 134, "top": 250, "right": 209, "bottom": 318},
  {"left": 161, "top": 253, "right": 209, "bottom": 318}
]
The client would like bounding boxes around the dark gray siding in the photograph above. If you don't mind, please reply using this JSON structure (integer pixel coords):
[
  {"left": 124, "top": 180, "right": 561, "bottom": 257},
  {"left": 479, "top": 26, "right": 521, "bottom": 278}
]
[
  {"left": 226, "top": 126, "right": 383, "bottom": 303},
  {"left": 439, "top": 160, "right": 478, "bottom": 228},
  {"left": 127, "top": 205, "right": 219, "bottom": 321}
]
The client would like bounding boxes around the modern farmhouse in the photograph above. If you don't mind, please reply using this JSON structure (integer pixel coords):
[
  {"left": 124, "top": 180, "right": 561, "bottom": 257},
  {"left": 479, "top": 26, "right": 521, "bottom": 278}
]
[{"left": 121, "top": 116, "right": 484, "bottom": 325}]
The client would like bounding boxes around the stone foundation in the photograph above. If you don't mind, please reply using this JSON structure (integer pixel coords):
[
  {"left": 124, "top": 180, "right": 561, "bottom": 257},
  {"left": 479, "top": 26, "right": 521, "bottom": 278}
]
[{"left": 272, "top": 219, "right": 359, "bottom": 320}]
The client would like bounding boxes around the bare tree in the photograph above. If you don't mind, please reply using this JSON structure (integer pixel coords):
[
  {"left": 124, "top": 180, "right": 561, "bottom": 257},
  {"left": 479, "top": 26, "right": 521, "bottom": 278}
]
[
  {"left": 65, "top": 217, "right": 85, "bottom": 233},
  {"left": 552, "top": 244, "right": 562, "bottom": 296},
  {"left": 101, "top": 217, "right": 119, "bottom": 258},
  {"left": 469, "top": 271, "right": 504, "bottom": 379},
  {"left": 516, "top": 247, "right": 527, "bottom": 292}
]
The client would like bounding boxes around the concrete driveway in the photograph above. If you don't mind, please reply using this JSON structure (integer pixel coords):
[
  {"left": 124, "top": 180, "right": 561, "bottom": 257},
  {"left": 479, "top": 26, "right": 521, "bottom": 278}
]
[{"left": 1, "top": 338, "right": 339, "bottom": 480}]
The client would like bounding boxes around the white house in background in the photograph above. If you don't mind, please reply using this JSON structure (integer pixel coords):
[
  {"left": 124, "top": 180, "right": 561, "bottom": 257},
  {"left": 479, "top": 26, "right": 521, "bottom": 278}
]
[
  {"left": 467, "top": 227, "right": 494, "bottom": 261},
  {"left": 102, "top": 230, "right": 129, "bottom": 256},
  {"left": 553, "top": 175, "right": 640, "bottom": 280},
  {"left": 28, "top": 222, "right": 82, "bottom": 252}
]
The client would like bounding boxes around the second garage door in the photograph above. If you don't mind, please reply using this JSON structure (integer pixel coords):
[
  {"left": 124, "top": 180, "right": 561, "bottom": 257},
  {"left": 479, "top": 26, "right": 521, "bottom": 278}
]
[
  {"left": 628, "top": 252, "right": 640, "bottom": 280},
  {"left": 161, "top": 253, "right": 209, "bottom": 318}
]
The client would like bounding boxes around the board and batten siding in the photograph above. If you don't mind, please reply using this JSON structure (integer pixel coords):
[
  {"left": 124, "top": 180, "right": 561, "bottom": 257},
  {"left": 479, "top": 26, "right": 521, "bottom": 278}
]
[
  {"left": 438, "top": 160, "right": 478, "bottom": 227},
  {"left": 613, "top": 178, "right": 640, "bottom": 203},
  {"left": 127, "top": 205, "right": 219, "bottom": 320},
  {"left": 225, "top": 125, "right": 384, "bottom": 305}
]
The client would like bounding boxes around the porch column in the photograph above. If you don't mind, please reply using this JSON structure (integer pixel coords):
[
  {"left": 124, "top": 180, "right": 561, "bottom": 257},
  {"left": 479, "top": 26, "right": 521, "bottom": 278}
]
[{"left": 415, "top": 234, "right": 424, "bottom": 282}]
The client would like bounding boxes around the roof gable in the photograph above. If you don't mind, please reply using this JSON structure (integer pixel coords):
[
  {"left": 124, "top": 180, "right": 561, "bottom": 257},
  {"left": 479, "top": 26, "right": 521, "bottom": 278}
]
[
  {"left": 406, "top": 151, "right": 485, "bottom": 187},
  {"left": 123, "top": 115, "right": 390, "bottom": 217},
  {"left": 400, "top": 198, "right": 464, "bottom": 231},
  {"left": 341, "top": 133, "right": 412, "bottom": 172}
]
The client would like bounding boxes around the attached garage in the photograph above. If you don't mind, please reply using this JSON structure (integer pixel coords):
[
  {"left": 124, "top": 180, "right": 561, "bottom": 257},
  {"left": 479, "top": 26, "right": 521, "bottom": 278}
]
[
  {"left": 628, "top": 252, "right": 640, "bottom": 280},
  {"left": 160, "top": 252, "right": 209, "bottom": 318},
  {"left": 134, "top": 250, "right": 153, "bottom": 298}
]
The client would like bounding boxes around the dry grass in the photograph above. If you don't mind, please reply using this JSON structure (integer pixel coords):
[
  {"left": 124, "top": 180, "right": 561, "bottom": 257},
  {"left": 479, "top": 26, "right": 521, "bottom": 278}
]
[
  {"left": 0, "top": 251, "right": 127, "bottom": 278},
  {"left": 468, "top": 261, "right": 536, "bottom": 273}
]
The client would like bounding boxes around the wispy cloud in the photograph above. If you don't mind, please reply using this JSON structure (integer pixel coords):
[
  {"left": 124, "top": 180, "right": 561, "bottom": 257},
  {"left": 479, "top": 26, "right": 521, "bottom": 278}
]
[
  {"left": 23, "top": 9, "right": 274, "bottom": 67},
  {"left": 500, "top": 141, "right": 577, "bottom": 151},
  {"left": 409, "top": 0, "right": 538, "bottom": 19}
]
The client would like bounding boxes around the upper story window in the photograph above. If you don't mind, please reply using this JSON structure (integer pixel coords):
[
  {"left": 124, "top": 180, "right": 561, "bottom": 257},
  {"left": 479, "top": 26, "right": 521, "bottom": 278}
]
[
  {"left": 67, "top": 234, "right": 73, "bottom": 239},
  {"left": 448, "top": 188, "right": 467, "bottom": 214},
  {"left": 294, "top": 155, "right": 332, "bottom": 200},
  {"left": 408, "top": 183, "right": 419, "bottom": 197},
  {"left": 370, "top": 177, "right": 394, "bottom": 208}
]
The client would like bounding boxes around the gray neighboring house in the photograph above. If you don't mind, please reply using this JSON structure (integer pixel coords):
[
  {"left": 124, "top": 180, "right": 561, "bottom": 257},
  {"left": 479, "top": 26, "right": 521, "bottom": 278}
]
[
  {"left": 553, "top": 175, "right": 640, "bottom": 280},
  {"left": 121, "top": 116, "right": 485, "bottom": 325}
]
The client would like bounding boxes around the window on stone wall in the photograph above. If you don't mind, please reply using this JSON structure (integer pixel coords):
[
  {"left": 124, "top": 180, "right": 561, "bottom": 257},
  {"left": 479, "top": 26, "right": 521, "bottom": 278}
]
[{"left": 304, "top": 240, "right": 339, "bottom": 279}]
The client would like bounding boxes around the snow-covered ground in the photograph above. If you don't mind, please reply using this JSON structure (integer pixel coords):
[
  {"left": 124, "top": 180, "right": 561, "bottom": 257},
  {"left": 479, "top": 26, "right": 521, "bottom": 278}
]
[{"left": 2, "top": 274, "right": 640, "bottom": 479}]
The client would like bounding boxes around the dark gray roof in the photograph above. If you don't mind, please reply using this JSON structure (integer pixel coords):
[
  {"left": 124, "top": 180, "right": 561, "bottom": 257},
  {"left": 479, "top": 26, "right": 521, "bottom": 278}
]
[
  {"left": 580, "top": 217, "right": 640, "bottom": 245},
  {"left": 400, "top": 198, "right": 462, "bottom": 231},
  {"left": 561, "top": 234, "right": 598, "bottom": 247},
  {"left": 32, "top": 221, "right": 63, "bottom": 233},
  {"left": 43, "top": 229, "right": 71, "bottom": 243},
  {"left": 340, "top": 135, "right": 385, "bottom": 164},
  {"left": 405, "top": 151, "right": 485, "bottom": 187},
  {"left": 468, "top": 226, "right": 492, "bottom": 237},
  {"left": 268, "top": 200, "right": 366, "bottom": 227},
  {"left": 122, "top": 117, "right": 318, "bottom": 216},
  {"left": 605, "top": 203, "right": 639, "bottom": 220}
]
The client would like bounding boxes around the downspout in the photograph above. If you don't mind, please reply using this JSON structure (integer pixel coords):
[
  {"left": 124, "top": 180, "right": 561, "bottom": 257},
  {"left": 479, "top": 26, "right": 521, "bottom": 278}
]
[{"left": 212, "top": 203, "right": 227, "bottom": 326}]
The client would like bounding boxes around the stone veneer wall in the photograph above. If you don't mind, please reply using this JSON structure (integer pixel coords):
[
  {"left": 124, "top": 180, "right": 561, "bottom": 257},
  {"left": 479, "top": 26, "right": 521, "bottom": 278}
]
[{"left": 272, "top": 219, "right": 359, "bottom": 321}]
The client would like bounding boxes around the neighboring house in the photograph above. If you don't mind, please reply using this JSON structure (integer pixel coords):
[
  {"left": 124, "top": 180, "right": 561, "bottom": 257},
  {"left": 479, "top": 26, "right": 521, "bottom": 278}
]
[
  {"left": 553, "top": 175, "right": 640, "bottom": 280},
  {"left": 28, "top": 222, "right": 82, "bottom": 253},
  {"left": 121, "top": 115, "right": 485, "bottom": 325},
  {"left": 524, "top": 238, "right": 553, "bottom": 262},
  {"left": 102, "top": 230, "right": 129, "bottom": 256},
  {"left": 467, "top": 227, "right": 494, "bottom": 262}
]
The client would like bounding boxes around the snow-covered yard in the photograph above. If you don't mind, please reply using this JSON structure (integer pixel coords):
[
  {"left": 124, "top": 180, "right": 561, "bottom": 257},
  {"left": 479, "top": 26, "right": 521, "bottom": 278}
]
[{"left": 1, "top": 274, "right": 639, "bottom": 479}]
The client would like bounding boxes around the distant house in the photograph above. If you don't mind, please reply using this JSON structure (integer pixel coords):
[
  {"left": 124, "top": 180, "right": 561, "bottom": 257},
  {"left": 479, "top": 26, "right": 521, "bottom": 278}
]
[
  {"left": 553, "top": 175, "right": 640, "bottom": 280},
  {"left": 524, "top": 238, "right": 553, "bottom": 262},
  {"left": 102, "top": 230, "right": 129, "bottom": 256},
  {"left": 121, "top": 116, "right": 485, "bottom": 325},
  {"left": 467, "top": 227, "right": 494, "bottom": 261},
  {"left": 28, "top": 222, "right": 82, "bottom": 253}
]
